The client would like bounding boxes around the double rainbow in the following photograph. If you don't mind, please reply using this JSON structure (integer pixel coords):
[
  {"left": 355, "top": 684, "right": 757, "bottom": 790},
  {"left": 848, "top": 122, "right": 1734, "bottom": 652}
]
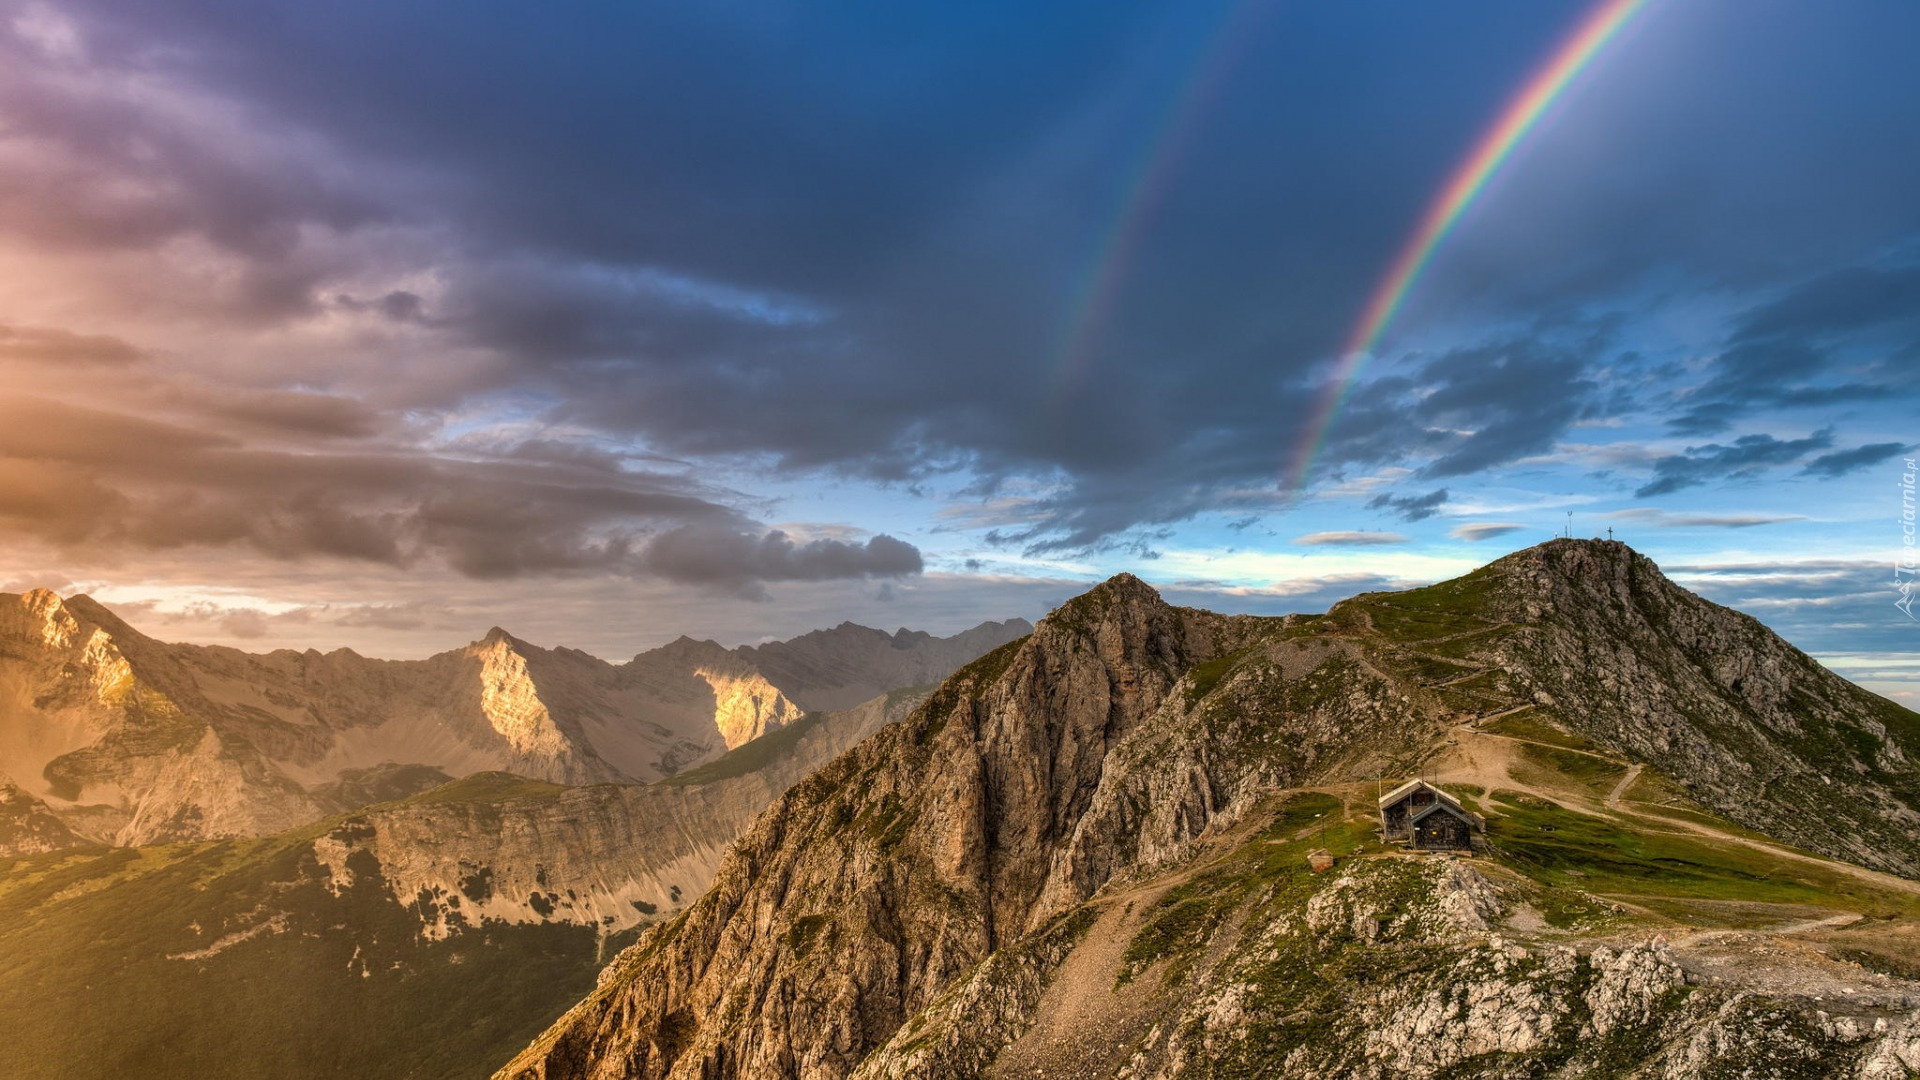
[
  {"left": 1285, "top": 0, "right": 1655, "bottom": 490},
  {"left": 1050, "top": 0, "right": 1267, "bottom": 394}
]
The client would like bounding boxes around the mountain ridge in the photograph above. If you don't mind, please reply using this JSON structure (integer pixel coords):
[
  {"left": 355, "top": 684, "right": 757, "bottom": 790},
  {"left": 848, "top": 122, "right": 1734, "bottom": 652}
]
[
  {"left": 499, "top": 540, "right": 1920, "bottom": 1079},
  {"left": 0, "top": 589, "right": 1029, "bottom": 850}
]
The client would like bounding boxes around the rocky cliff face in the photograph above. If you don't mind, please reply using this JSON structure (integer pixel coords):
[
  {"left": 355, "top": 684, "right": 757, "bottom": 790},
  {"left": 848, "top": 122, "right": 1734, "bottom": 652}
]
[
  {"left": 500, "top": 542, "right": 1920, "bottom": 1080},
  {"left": 0, "top": 591, "right": 1026, "bottom": 845}
]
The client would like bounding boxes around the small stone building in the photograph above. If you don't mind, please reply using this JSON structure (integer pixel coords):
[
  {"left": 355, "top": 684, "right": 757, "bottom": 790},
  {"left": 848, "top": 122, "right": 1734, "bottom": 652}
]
[{"left": 1378, "top": 779, "right": 1484, "bottom": 852}]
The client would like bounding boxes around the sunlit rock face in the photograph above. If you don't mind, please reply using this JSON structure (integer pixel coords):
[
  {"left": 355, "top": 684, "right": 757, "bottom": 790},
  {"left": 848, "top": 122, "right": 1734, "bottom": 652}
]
[
  {"left": 476, "top": 632, "right": 575, "bottom": 760},
  {"left": 0, "top": 590, "right": 1030, "bottom": 845},
  {"left": 694, "top": 666, "right": 805, "bottom": 749}
]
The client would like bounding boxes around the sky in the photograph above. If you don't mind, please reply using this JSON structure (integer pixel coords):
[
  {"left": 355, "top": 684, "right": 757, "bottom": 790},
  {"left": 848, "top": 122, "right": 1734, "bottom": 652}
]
[{"left": 0, "top": 1, "right": 1915, "bottom": 699}]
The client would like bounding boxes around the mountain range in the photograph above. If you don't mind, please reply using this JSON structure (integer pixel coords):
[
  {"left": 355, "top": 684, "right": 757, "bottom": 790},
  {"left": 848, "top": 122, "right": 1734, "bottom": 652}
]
[
  {"left": 7, "top": 541, "right": 1920, "bottom": 1079},
  {"left": 501, "top": 540, "right": 1920, "bottom": 1079},
  {"left": 0, "top": 589, "right": 1028, "bottom": 849}
]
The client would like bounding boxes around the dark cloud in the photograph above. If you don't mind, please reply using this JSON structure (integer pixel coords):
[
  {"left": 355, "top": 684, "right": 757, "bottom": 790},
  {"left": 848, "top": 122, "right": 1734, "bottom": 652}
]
[
  {"left": 335, "top": 290, "right": 430, "bottom": 323},
  {"left": 1635, "top": 430, "right": 1834, "bottom": 498},
  {"left": 1730, "top": 265, "right": 1920, "bottom": 344},
  {"left": 0, "top": 391, "right": 918, "bottom": 591},
  {"left": 1367, "top": 487, "right": 1447, "bottom": 522},
  {"left": 1666, "top": 339, "right": 1894, "bottom": 435},
  {"left": 1320, "top": 334, "right": 1612, "bottom": 487},
  {"left": 0, "top": 23, "right": 389, "bottom": 321},
  {"left": 636, "top": 527, "right": 923, "bottom": 600},
  {"left": 1414, "top": 343, "right": 1603, "bottom": 478},
  {"left": 0, "top": 1, "right": 1654, "bottom": 554},
  {"left": 1801, "top": 442, "right": 1911, "bottom": 479},
  {"left": 185, "top": 387, "right": 392, "bottom": 440},
  {"left": 1666, "top": 263, "right": 1920, "bottom": 434},
  {"left": 332, "top": 602, "right": 438, "bottom": 631}
]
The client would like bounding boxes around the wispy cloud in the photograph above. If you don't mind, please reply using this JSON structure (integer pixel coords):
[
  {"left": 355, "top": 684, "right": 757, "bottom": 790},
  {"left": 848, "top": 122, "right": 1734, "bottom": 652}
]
[
  {"left": 1292, "top": 531, "right": 1409, "bottom": 546},
  {"left": 1602, "top": 508, "right": 1808, "bottom": 528},
  {"left": 1449, "top": 522, "right": 1527, "bottom": 541}
]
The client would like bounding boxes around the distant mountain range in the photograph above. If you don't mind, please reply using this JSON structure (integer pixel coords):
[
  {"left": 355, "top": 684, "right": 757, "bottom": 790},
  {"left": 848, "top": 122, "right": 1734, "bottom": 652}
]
[{"left": 0, "top": 590, "right": 1029, "bottom": 849}]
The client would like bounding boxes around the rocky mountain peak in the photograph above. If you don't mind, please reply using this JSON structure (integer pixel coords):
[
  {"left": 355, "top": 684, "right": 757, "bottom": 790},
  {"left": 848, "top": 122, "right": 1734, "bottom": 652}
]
[
  {"left": 58, "top": 593, "right": 148, "bottom": 640},
  {"left": 4, "top": 588, "right": 83, "bottom": 649},
  {"left": 1093, "top": 569, "right": 1159, "bottom": 599},
  {"left": 1031, "top": 571, "right": 1187, "bottom": 664},
  {"left": 1039, "top": 571, "right": 1161, "bottom": 624},
  {"left": 21, "top": 586, "right": 63, "bottom": 613},
  {"left": 646, "top": 634, "right": 729, "bottom": 664},
  {"left": 1484, "top": 538, "right": 1654, "bottom": 608}
]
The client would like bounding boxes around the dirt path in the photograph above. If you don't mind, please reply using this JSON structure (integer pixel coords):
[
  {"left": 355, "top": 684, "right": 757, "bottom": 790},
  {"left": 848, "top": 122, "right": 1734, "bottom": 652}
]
[
  {"left": 1666, "top": 912, "right": 1864, "bottom": 948},
  {"left": 1604, "top": 764, "right": 1643, "bottom": 810},
  {"left": 989, "top": 801, "right": 1330, "bottom": 1078},
  {"left": 986, "top": 890, "right": 1163, "bottom": 1079},
  {"left": 1402, "top": 622, "right": 1513, "bottom": 647},
  {"left": 1427, "top": 727, "right": 1920, "bottom": 900},
  {"left": 1604, "top": 799, "right": 1920, "bottom": 898},
  {"left": 1471, "top": 703, "right": 1533, "bottom": 725},
  {"left": 987, "top": 812, "right": 1276, "bottom": 1079}
]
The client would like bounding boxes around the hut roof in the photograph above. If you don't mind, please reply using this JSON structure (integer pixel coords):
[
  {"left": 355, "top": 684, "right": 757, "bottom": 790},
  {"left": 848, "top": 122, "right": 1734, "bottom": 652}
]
[
  {"left": 1377, "top": 778, "right": 1465, "bottom": 812},
  {"left": 1407, "top": 800, "right": 1485, "bottom": 831}
]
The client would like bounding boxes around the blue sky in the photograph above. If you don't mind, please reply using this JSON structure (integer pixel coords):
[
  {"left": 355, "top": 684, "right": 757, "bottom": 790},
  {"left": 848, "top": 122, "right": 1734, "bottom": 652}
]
[{"left": 0, "top": 1, "right": 1913, "bottom": 699}]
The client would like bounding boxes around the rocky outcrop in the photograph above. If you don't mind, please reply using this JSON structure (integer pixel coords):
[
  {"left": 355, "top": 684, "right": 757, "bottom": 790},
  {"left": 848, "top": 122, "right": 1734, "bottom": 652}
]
[
  {"left": 0, "top": 777, "right": 84, "bottom": 855},
  {"left": 1123, "top": 859, "right": 1919, "bottom": 1079},
  {"left": 0, "top": 591, "right": 1025, "bottom": 844}
]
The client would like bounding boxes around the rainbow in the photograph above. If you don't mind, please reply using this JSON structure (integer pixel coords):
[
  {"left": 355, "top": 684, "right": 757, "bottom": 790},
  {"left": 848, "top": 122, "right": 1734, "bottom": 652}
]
[
  {"left": 1286, "top": 0, "right": 1654, "bottom": 490},
  {"left": 1050, "top": 0, "right": 1266, "bottom": 394}
]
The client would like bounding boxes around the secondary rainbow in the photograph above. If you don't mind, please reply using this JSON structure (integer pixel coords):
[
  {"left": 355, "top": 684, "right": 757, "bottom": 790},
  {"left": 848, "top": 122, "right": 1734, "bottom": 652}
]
[
  {"left": 1286, "top": 0, "right": 1654, "bottom": 490},
  {"left": 1049, "top": 0, "right": 1266, "bottom": 395}
]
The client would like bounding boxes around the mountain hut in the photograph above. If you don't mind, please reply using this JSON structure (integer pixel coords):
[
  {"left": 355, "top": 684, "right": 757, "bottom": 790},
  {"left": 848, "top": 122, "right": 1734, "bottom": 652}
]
[{"left": 1377, "top": 778, "right": 1484, "bottom": 852}]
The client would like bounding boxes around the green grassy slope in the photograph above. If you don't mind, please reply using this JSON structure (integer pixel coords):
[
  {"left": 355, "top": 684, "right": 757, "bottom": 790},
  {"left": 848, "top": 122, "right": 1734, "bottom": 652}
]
[{"left": 0, "top": 822, "right": 623, "bottom": 1080}]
